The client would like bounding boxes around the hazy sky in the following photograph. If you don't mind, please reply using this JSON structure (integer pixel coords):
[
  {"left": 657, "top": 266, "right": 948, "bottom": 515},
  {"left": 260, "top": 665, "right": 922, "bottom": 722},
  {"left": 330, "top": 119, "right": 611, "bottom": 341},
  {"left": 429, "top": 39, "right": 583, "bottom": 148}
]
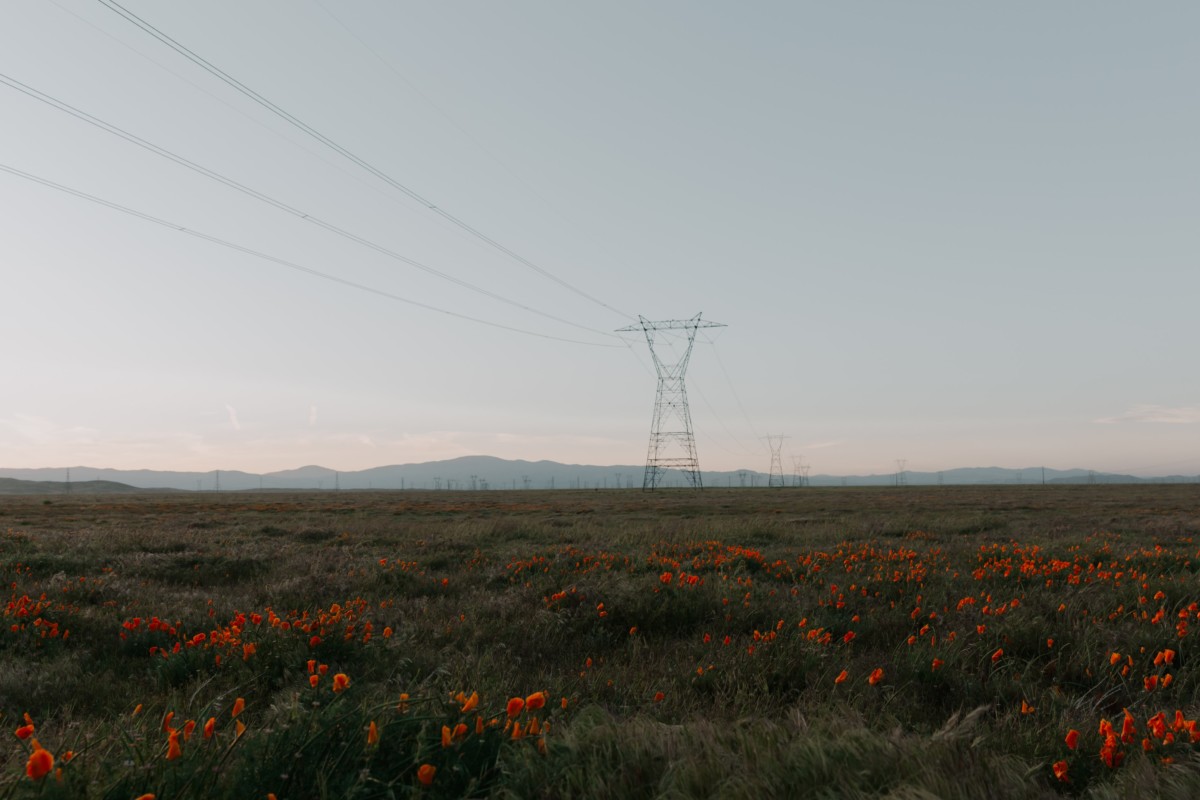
[{"left": 3, "top": 2, "right": 1198, "bottom": 476}]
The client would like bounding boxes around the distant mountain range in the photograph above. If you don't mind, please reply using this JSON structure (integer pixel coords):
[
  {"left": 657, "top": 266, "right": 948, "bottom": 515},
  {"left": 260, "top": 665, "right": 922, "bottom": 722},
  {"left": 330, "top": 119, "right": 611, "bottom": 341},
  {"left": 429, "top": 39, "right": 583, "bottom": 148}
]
[{"left": 0, "top": 457, "right": 1197, "bottom": 493}]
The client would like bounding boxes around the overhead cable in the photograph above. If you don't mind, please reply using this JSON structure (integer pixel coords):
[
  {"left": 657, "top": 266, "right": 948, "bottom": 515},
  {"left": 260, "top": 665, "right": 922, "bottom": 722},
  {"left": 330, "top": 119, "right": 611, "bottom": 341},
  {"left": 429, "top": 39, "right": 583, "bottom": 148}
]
[
  {"left": 0, "top": 162, "right": 622, "bottom": 348},
  {"left": 96, "top": 0, "right": 635, "bottom": 321},
  {"left": 0, "top": 72, "right": 617, "bottom": 340}
]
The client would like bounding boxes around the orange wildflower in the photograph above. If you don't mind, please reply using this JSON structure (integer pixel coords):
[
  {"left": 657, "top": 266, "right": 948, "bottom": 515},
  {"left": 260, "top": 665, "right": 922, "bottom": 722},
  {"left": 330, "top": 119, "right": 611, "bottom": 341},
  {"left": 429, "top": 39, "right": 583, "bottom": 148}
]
[
  {"left": 398, "top": 693, "right": 410, "bottom": 712},
  {"left": 441, "top": 725, "right": 452, "bottom": 748},
  {"left": 309, "top": 675, "right": 320, "bottom": 689},
  {"left": 1052, "top": 759, "right": 1069, "bottom": 783},
  {"left": 1065, "top": 729, "right": 1080, "bottom": 750},
  {"left": 931, "top": 659, "right": 944, "bottom": 671},
  {"left": 367, "top": 721, "right": 379, "bottom": 746},
  {"left": 235, "top": 720, "right": 246, "bottom": 738},
  {"left": 25, "top": 747, "right": 53, "bottom": 780},
  {"left": 834, "top": 670, "right": 848, "bottom": 685},
  {"left": 1020, "top": 699, "right": 1035, "bottom": 715},
  {"left": 183, "top": 720, "right": 196, "bottom": 741},
  {"left": 203, "top": 717, "right": 216, "bottom": 739},
  {"left": 868, "top": 668, "right": 884, "bottom": 686},
  {"left": 162, "top": 711, "right": 175, "bottom": 732},
  {"left": 526, "top": 691, "right": 546, "bottom": 711},
  {"left": 653, "top": 691, "right": 665, "bottom": 703},
  {"left": 15, "top": 724, "right": 34, "bottom": 740},
  {"left": 166, "top": 729, "right": 183, "bottom": 761},
  {"left": 132, "top": 704, "right": 144, "bottom": 716},
  {"left": 460, "top": 691, "right": 479, "bottom": 713},
  {"left": 231, "top": 698, "right": 245, "bottom": 718},
  {"left": 1109, "top": 652, "right": 1121, "bottom": 666},
  {"left": 506, "top": 697, "right": 525, "bottom": 718},
  {"left": 991, "top": 648, "right": 1003, "bottom": 663},
  {"left": 1144, "top": 675, "right": 1159, "bottom": 691},
  {"left": 417, "top": 764, "right": 436, "bottom": 786},
  {"left": 332, "top": 673, "right": 350, "bottom": 693}
]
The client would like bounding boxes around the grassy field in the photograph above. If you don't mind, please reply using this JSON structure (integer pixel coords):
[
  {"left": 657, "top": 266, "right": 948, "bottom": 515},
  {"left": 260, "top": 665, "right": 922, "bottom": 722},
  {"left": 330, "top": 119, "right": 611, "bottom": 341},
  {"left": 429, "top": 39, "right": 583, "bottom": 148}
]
[{"left": 3, "top": 484, "right": 1200, "bottom": 798}]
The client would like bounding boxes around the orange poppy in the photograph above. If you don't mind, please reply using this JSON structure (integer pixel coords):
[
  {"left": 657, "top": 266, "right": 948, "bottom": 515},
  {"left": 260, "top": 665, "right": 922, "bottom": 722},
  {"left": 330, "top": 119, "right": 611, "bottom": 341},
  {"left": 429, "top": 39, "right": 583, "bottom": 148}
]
[
  {"left": 231, "top": 698, "right": 245, "bottom": 718},
  {"left": 15, "top": 724, "right": 34, "bottom": 740},
  {"left": 25, "top": 747, "right": 53, "bottom": 780},
  {"left": 367, "top": 721, "right": 379, "bottom": 746},
  {"left": 834, "top": 670, "right": 848, "bottom": 685},
  {"left": 1065, "top": 729, "right": 1079, "bottom": 750},
  {"left": 868, "top": 668, "right": 884, "bottom": 686},
  {"left": 332, "top": 674, "right": 350, "bottom": 693},
  {"left": 460, "top": 691, "right": 479, "bottom": 713},
  {"left": 417, "top": 764, "right": 436, "bottom": 786},
  {"left": 526, "top": 691, "right": 546, "bottom": 711},
  {"left": 1052, "top": 759, "right": 1068, "bottom": 782},
  {"left": 506, "top": 697, "right": 525, "bottom": 718},
  {"left": 166, "top": 730, "right": 183, "bottom": 761},
  {"left": 991, "top": 648, "right": 1003, "bottom": 663}
]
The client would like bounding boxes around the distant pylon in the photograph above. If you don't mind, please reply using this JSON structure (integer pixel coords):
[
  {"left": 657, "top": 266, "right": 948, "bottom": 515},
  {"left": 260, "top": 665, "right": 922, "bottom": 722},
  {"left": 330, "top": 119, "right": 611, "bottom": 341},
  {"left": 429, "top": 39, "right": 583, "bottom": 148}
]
[
  {"left": 765, "top": 435, "right": 788, "bottom": 488},
  {"left": 619, "top": 313, "right": 726, "bottom": 490}
]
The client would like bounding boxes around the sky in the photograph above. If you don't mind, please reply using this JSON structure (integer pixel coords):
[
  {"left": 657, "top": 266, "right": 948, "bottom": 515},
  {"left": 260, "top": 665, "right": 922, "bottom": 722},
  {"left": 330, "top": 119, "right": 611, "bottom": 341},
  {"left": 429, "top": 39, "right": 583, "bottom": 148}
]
[{"left": 2, "top": 1, "right": 1198, "bottom": 478}]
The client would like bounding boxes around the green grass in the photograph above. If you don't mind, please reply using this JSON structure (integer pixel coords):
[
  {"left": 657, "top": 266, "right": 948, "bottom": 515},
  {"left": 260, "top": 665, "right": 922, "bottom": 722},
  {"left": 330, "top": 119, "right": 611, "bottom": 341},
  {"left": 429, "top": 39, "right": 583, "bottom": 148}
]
[{"left": 2, "top": 485, "right": 1200, "bottom": 798}]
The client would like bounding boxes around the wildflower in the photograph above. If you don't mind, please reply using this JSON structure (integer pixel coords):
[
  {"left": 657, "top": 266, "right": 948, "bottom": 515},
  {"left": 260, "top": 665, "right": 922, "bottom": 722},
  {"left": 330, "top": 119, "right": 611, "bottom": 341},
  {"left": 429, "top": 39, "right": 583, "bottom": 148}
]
[
  {"left": 398, "top": 693, "right": 410, "bottom": 713},
  {"left": 367, "top": 721, "right": 379, "bottom": 746},
  {"left": 931, "top": 659, "right": 944, "bottom": 671},
  {"left": 1109, "top": 652, "right": 1121, "bottom": 666},
  {"left": 1052, "top": 760, "right": 1069, "bottom": 783},
  {"left": 166, "top": 730, "right": 182, "bottom": 761},
  {"left": 460, "top": 691, "right": 479, "bottom": 713},
  {"left": 417, "top": 764, "right": 436, "bottom": 786},
  {"left": 183, "top": 720, "right": 196, "bottom": 741},
  {"left": 235, "top": 720, "right": 246, "bottom": 738},
  {"left": 132, "top": 704, "right": 144, "bottom": 716},
  {"left": 307, "top": 659, "right": 316, "bottom": 674},
  {"left": 231, "top": 698, "right": 245, "bottom": 718},
  {"left": 203, "top": 717, "right": 216, "bottom": 739},
  {"left": 15, "top": 724, "right": 34, "bottom": 740},
  {"left": 506, "top": 697, "right": 525, "bottom": 718},
  {"left": 26, "top": 747, "right": 54, "bottom": 780},
  {"left": 653, "top": 691, "right": 665, "bottom": 703},
  {"left": 991, "top": 648, "right": 1003, "bottom": 663},
  {"left": 834, "top": 670, "right": 848, "bottom": 685},
  {"left": 332, "top": 673, "right": 350, "bottom": 692},
  {"left": 1144, "top": 675, "right": 1158, "bottom": 691},
  {"left": 1120, "top": 710, "right": 1136, "bottom": 743},
  {"left": 526, "top": 691, "right": 546, "bottom": 711},
  {"left": 309, "top": 675, "right": 319, "bottom": 689},
  {"left": 868, "top": 668, "right": 884, "bottom": 686},
  {"left": 842, "top": 631, "right": 855, "bottom": 644},
  {"left": 1020, "top": 699, "right": 1035, "bottom": 715},
  {"left": 1065, "top": 729, "right": 1080, "bottom": 750},
  {"left": 441, "top": 725, "right": 452, "bottom": 748},
  {"left": 162, "top": 711, "right": 175, "bottom": 732}
]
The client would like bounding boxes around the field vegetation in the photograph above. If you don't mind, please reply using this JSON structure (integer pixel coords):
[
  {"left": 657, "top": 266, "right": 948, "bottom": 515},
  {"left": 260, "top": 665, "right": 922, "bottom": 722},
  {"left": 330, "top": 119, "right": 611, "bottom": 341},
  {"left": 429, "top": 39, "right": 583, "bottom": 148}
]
[{"left": 3, "top": 484, "right": 1200, "bottom": 798}]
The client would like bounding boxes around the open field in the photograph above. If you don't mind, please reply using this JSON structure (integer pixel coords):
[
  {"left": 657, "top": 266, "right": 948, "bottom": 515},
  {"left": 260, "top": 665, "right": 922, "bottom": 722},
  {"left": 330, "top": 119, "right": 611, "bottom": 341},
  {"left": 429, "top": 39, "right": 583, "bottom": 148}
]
[{"left": 3, "top": 484, "right": 1200, "bottom": 798}]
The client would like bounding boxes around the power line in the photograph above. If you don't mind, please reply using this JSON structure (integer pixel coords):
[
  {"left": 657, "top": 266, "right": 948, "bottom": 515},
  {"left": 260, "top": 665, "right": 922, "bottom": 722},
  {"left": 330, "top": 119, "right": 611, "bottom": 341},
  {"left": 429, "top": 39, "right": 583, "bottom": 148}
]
[
  {"left": 0, "top": 72, "right": 619, "bottom": 341},
  {"left": 0, "top": 161, "right": 621, "bottom": 348},
  {"left": 96, "top": 0, "right": 634, "bottom": 322}
]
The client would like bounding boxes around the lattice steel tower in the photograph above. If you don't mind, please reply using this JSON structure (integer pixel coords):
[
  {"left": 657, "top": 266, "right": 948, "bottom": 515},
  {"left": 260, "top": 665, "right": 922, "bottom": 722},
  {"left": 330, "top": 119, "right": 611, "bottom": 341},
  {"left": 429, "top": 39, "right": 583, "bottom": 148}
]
[{"left": 619, "top": 313, "right": 725, "bottom": 490}]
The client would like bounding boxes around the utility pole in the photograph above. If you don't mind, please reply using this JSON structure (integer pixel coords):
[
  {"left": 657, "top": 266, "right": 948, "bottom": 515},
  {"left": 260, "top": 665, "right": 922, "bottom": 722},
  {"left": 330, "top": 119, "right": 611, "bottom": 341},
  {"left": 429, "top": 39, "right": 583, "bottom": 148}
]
[
  {"left": 65, "top": 467, "right": 70, "bottom": 495},
  {"left": 765, "top": 435, "right": 788, "bottom": 488},
  {"left": 618, "top": 313, "right": 725, "bottom": 490},
  {"left": 895, "top": 460, "right": 907, "bottom": 487}
]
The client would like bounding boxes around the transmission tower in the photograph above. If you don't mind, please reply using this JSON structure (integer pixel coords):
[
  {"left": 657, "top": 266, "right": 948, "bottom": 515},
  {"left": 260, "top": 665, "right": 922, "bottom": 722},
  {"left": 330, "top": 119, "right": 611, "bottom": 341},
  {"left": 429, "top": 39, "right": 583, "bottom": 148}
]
[
  {"left": 895, "top": 459, "right": 907, "bottom": 487},
  {"left": 765, "top": 435, "right": 788, "bottom": 487},
  {"left": 618, "top": 313, "right": 726, "bottom": 490}
]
